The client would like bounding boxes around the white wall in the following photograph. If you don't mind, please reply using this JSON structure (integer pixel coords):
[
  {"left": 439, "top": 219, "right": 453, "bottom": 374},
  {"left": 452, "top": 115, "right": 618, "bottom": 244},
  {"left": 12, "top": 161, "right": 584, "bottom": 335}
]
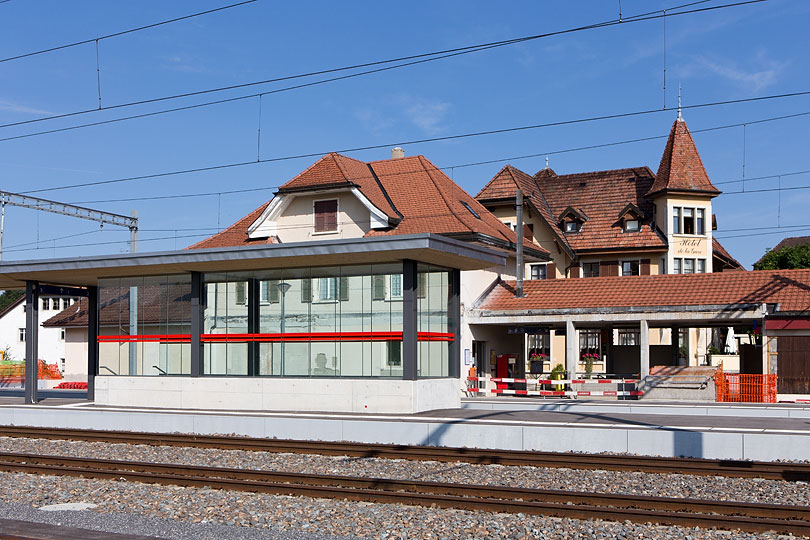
[
  {"left": 94, "top": 376, "right": 460, "bottom": 413},
  {"left": 0, "top": 299, "right": 66, "bottom": 371}
]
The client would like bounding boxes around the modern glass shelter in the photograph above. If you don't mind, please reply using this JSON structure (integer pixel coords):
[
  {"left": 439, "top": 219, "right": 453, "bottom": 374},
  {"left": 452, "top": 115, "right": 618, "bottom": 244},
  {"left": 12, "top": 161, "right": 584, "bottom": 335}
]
[{"left": 0, "top": 234, "right": 505, "bottom": 413}]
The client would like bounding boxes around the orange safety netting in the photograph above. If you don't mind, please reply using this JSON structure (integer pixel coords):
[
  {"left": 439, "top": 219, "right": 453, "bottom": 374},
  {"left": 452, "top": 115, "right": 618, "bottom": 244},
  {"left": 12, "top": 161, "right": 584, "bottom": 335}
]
[
  {"left": 715, "top": 365, "right": 777, "bottom": 403},
  {"left": 0, "top": 360, "right": 62, "bottom": 383}
]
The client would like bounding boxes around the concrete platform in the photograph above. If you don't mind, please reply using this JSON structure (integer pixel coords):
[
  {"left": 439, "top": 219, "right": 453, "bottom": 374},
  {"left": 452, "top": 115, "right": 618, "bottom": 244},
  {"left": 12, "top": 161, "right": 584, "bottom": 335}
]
[
  {"left": 462, "top": 397, "right": 810, "bottom": 418},
  {"left": 2, "top": 399, "right": 810, "bottom": 462}
]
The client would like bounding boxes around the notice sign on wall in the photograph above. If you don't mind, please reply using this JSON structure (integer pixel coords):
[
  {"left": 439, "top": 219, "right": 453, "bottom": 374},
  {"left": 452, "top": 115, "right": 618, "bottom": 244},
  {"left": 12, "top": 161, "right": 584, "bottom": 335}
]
[{"left": 674, "top": 237, "right": 705, "bottom": 256}]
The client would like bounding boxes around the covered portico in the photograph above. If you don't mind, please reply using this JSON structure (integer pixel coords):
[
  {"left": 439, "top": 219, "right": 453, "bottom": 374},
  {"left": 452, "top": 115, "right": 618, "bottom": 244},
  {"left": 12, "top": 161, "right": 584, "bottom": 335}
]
[
  {"left": 467, "top": 270, "right": 810, "bottom": 390},
  {"left": 468, "top": 301, "right": 769, "bottom": 379}
]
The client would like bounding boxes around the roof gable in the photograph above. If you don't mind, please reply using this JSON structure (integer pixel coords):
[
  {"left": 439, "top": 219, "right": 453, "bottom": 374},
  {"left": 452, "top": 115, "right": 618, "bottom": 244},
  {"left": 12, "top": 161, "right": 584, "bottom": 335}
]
[{"left": 648, "top": 119, "right": 721, "bottom": 197}]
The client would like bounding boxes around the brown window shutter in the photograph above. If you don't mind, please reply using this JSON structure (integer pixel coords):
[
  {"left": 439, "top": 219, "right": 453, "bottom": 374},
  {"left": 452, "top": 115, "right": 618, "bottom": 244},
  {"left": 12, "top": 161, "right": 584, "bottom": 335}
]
[
  {"left": 547, "top": 262, "right": 556, "bottom": 279},
  {"left": 601, "top": 261, "right": 619, "bottom": 277},
  {"left": 339, "top": 277, "right": 349, "bottom": 301},
  {"left": 641, "top": 259, "right": 651, "bottom": 275},
  {"left": 570, "top": 265, "right": 581, "bottom": 278},
  {"left": 301, "top": 278, "right": 311, "bottom": 303},
  {"left": 314, "top": 200, "right": 338, "bottom": 232}
]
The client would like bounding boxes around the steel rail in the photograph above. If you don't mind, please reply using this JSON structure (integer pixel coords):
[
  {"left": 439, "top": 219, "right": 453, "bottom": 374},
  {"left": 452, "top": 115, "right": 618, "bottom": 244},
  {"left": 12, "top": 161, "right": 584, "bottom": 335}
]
[
  {"left": 1, "top": 425, "right": 809, "bottom": 481},
  {"left": 0, "top": 451, "right": 808, "bottom": 536},
  {"left": 0, "top": 451, "right": 807, "bottom": 521}
]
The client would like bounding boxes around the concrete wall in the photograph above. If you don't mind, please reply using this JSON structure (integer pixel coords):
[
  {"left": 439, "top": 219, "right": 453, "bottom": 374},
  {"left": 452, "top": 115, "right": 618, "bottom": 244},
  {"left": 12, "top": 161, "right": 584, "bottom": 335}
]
[{"left": 93, "top": 376, "right": 460, "bottom": 414}]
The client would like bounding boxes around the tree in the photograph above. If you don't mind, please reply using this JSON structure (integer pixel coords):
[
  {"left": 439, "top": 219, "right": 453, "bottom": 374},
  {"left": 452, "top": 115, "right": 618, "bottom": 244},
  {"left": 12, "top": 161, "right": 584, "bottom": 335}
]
[
  {"left": 754, "top": 243, "right": 810, "bottom": 270},
  {"left": 0, "top": 290, "right": 23, "bottom": 312}
]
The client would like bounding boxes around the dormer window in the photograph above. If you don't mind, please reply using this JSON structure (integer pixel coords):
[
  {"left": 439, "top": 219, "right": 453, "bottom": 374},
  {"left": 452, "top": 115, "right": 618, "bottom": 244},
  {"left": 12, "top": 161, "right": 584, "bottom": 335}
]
[
  {"left": 314, "top": 199, "right": 338, "bottom": 233},
  {"left": 564, "top": 221, "right": 580, "bottom": 233},
  {"left": 624, "top": 219, "right": 640, "bottom": 232}
]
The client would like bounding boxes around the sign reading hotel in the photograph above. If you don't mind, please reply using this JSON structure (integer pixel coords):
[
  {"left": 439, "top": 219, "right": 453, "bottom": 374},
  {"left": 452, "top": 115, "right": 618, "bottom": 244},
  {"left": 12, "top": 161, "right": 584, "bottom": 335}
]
[{"left": 674, "top": 237, "right": 705, "bottom": 256}]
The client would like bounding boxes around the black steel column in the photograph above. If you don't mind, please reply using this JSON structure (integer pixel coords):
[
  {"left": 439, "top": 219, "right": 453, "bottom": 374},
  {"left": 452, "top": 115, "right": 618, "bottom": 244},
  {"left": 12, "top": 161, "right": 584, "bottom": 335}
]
[
  {"left": 87, "top": 285, "right": 99, "bottom": 401},
  {"left": 449, "top": 269, "right": 461, "bottom": 378},
  {"left": 24, "top": 281, "right": 39, "bottom": 404},
  {"left": 402, "top": 259, "right": 418, "bottom": 380},
  {"left": 190, "top": 272, "right": 203, "bottom": 377},
  {"left": 247, "top": 278, "right": 260, "bottom": 376}
]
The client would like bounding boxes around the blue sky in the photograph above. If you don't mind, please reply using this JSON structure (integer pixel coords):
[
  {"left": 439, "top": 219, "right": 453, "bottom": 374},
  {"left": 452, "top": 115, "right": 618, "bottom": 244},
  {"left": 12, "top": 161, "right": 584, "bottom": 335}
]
[{"left": 0, "top": 0, "right": 807, "bottom": 268}]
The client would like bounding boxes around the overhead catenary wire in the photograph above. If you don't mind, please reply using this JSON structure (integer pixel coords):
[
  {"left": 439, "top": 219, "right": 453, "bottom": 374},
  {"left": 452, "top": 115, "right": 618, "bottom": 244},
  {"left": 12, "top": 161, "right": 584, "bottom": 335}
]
[
  {"left": 0, "top": 0, "right": 764, "bottom": 134},
  {"left": 19, "top": 89, "right": 810, "bottom": 195},
  {"left": 0, "top": 0, "right": 259, "bottom": 65}
]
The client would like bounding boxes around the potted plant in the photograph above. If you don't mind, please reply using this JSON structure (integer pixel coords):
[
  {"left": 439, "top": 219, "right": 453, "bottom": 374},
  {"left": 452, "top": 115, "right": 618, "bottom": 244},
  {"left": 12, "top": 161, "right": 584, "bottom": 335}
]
[
  {"left": 550, "top": 363, "right": 566, "bottom": 391},
  {"left": 581, "top": 352, "right": 600, "bottom": 378},
  {"left": 529, "top": 352, "right": 548, "bottom": 374}
]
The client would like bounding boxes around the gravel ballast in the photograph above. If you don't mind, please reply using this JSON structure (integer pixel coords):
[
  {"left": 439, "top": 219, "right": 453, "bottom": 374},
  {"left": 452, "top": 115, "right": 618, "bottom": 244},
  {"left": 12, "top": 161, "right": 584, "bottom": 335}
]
[
  {"left": 0, "top": 437, "right": 806, "bottom": 539},
  {"left": 0, "top": 436, "right": 806, "bottom": 506}
]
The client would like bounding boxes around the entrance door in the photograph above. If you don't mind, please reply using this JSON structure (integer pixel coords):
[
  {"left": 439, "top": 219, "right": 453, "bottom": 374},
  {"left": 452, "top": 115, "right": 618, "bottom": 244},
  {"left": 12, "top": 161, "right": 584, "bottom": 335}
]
[{"left": 776, "top": 337, "right": 810, "bottom": 394}]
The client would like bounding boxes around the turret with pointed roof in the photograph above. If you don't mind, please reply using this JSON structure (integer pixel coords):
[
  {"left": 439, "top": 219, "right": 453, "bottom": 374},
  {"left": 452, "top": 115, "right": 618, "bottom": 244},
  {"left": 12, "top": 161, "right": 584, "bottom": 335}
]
[{"left": 647, "top": 118, "right": 721, "bottom": 198}]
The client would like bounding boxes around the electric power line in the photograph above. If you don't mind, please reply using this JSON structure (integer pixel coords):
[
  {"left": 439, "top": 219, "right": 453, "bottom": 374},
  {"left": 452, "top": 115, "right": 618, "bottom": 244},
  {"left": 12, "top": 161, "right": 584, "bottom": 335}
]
[
  {"left": 0, "top": 0, "right": 765, "bottom": 135},
  {"left": 0, "top": 0, "right": 259, "bottom": 65},
  {"left": 19, "top": 89, "right": 810, "bottom": 195}
]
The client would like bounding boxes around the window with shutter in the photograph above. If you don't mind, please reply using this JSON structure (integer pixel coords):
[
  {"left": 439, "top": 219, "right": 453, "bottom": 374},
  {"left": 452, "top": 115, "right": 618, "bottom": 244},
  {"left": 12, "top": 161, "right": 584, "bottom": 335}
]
[
  {"left": 235, "top": 282, "right": 247, "bottom": 305},
  {"left": 339, "top": 277, "right": 349, "bottom": 301},
  {"left": 373, "top": 275, "right": 385, "bottom": 300},
  {"left": 301, "top": 278, "right": 312, "bottom": 303},
  {"left": 314, "top": 199, "right": 338, "bottom": 233}
]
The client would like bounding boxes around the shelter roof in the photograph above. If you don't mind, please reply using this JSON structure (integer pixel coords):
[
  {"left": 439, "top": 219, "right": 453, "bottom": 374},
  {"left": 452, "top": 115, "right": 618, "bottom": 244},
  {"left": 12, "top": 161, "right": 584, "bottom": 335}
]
[{"left": 477, "top": 269, "right": 810, "bottom": 315}]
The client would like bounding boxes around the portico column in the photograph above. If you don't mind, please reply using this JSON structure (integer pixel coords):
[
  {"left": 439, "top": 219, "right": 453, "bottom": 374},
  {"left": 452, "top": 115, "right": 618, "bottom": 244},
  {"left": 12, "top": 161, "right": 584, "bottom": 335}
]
[
  {"left": 24, "top": 281, "right": 39, "bottom": 405},
  {"left": 402, "top": 259, "right": 418, "bottom": 380},
  {"left": 87, "top": 286, "right": 99, "bottom": 400},
  {"left": 640, "top": 319, "right": 650, "bottom": 378},
  {"left": 565, "top": 319, "right": 577, "bottom": 378},
  {"left": 671, "top": 326, "right": 680, "bottom": 366},
  {"left": 448, "top": 269, "right": 461, "bottom": 379},
  {"left": 190, "top": 272, "right": 203, "bottom": 377}
]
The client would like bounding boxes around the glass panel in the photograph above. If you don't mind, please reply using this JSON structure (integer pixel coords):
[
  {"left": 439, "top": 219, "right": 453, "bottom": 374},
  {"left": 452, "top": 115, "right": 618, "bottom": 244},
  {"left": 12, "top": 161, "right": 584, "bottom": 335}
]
[
  {"left": 684, "top": 259, "right": 695, "bottom": 274},
  {"left": 311, "top": 267, "right": 339, "bottom": 376},
  {"left": 673, "top": 258, "right": 681, "bottom": 274},
  {"left": 697, "top": 259, "right": 705, "bottom": 273},
  {"left": 696, "top": 209, "right": 705, "bottom": 234},
  {"left": 98, "top": 275, "right": 191, "bottom": 377},
  {"left": 417, "top": 265, "right": 450, "bottom": 377},
  {"left": 672, "top": 207, "right": 680, "bottom": 234},
  {"left": 683, "top": 208, "right": 695, "bottom": 234}
]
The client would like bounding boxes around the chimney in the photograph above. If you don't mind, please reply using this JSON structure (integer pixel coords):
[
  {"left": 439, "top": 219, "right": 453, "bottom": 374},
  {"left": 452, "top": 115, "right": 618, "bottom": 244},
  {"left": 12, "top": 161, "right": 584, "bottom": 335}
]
[{"left": 391, "top": 147, "right": 405, "bottom": 159}]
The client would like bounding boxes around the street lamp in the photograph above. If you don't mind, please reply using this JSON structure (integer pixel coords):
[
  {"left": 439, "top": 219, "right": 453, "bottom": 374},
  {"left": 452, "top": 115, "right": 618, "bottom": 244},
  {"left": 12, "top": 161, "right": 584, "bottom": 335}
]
[{"left": 274, "top": 281, "right": 292, "bottom": 371}]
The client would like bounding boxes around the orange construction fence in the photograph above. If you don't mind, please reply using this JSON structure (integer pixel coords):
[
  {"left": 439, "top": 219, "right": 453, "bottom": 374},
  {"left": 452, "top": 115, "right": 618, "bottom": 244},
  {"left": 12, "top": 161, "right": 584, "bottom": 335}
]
[{"left": 714, "top": 365, "right": 777, "bottom": 403}]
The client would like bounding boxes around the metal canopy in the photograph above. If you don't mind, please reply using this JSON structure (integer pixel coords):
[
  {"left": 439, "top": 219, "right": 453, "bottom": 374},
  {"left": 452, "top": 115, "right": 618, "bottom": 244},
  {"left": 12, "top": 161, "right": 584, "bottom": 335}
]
[{"left": 0, "top": 234, "right": 506, "bottom": 288}]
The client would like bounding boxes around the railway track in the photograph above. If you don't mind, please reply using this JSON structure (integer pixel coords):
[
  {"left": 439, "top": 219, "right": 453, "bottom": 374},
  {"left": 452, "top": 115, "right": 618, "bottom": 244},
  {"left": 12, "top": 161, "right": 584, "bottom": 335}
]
[
  {"left": 1, "top": 425, "right": 809, "bottom": 481},
  {"left": 0, "top": 450, "right": 808, "bottom": 536}
]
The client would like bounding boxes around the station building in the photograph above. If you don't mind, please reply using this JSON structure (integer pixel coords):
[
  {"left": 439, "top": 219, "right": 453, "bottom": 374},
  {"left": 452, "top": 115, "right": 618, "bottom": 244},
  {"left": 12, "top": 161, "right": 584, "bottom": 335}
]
[
  {"left": 467, "top": 116, "right": 749, "bottom": 381},
  {"left": 7, "top": 151, "right": 544, "bottom": 412},
  {"left": 7, "top": 115, "right": 810, "bottom": 410}
]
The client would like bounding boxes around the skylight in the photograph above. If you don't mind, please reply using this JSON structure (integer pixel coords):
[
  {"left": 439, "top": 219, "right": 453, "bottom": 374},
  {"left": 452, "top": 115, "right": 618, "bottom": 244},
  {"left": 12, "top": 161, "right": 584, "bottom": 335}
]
[{"left": 460, "top": 201, "right": 481, "bottom": 219}]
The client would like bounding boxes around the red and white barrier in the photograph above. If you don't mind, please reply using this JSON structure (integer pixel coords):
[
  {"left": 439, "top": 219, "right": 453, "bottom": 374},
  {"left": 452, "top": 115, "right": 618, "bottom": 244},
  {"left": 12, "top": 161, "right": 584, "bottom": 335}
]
[
  {"left": 466, "top": 377, "right": 638, "bottom": 385},
  {"left": 467, "top": 388, "right": 642, "bottom": 397}
]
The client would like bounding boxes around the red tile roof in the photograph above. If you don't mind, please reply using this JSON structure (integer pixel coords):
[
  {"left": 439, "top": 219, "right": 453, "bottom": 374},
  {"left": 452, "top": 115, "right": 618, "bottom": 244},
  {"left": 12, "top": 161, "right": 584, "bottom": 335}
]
[
  {"left": 187, "top": 203, "right": 276, "bottom": 250},
  {"left": 477, "top": 269, "right": 810, "bottom": 314},
  {"left": 476, "top": 165, "right": 572, "bottom": 254},
  {"left": 477, "top": 164, "right": 667, "bottom": 253},
  {"left": 43, "top": 285, "right": 190, "bottom": 328},
  {"left": 188, "top": 153, "right": 548, "bottom": 257},
  {"left": 647, "top": 119, "right": 721, "bottom": 197},
  {"left": 712, "top": 237, "right": 744, "bottom": 270},
  {"left": 536, "top": 166, "right": 667, "bottom": 253}
]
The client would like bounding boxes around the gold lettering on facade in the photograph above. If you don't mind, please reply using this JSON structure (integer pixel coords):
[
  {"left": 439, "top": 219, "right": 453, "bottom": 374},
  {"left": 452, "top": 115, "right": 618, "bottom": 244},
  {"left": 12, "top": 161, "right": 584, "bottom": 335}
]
[{"left": 674, "top": 237, "right": 705, "bottom": 256}]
